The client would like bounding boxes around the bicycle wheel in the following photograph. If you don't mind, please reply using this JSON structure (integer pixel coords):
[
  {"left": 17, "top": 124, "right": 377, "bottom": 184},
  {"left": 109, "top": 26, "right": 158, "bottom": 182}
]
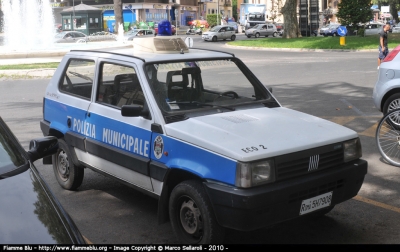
[{"left": 376, "top": 108, "right": 400, "bottom": 166}]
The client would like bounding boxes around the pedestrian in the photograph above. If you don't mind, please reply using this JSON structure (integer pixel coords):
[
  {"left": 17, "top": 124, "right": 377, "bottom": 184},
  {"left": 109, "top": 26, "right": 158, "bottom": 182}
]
[{"left": 378, "top": 22, "right": 391, "bottom": 69}]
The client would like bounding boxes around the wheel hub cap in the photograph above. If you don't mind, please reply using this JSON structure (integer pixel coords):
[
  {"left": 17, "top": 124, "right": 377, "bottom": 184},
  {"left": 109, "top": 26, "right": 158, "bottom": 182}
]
[
  {"left": 180, "top": 200, "right": 202, "bottom": 235},
  {"left": 57, "top": 151, "right": 69, "bottom": 180}
]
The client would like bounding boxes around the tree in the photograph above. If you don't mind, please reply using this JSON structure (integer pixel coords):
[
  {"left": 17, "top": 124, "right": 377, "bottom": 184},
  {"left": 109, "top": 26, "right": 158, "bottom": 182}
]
[
  {"left": 268, "top": 0, "right": 282, "bottom": 23},
  {"left": 281, "top": 0, "right": 300, "bottom": 38},
  {"left": 336, "top": 0, "right": 372, "bottom": 26},
  {"left": 113, "top": 0, "right": 123, "bottom": 34}
]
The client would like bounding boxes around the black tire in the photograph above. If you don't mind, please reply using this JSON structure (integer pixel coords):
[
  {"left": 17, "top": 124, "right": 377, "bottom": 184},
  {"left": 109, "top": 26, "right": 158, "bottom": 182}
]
[
  {"left": 383, "top": 93, "right": 400, "bottom": 116},
  {"left": 52, "top": 138, "right": 84, "bottom": 190},
  {"left": 255, "top": 33, "right": 260, "bottom": 38},
  {"left": 333, "top": 33, "right": 337, "bottom": 37},
  {"left": 169, "top": 180, "right": 225, "bottom": 244},
  {"left": 246, "top": 35, "right": 251, "bottom": 38},
  {"left": 273, "top": 32, "right": 277, "bottom": 37},
  {"left": 212, "top": 36, "right": 217, "bottom": 42},
  {"left": 230, "top": 35, "right": 236, "bottom": 41}
]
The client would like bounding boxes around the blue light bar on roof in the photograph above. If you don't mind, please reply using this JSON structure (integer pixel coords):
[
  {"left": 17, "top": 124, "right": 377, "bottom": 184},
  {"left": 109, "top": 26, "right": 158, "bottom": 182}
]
[{"left": 158, "top": 20, "right": 173, "bottom": 36}]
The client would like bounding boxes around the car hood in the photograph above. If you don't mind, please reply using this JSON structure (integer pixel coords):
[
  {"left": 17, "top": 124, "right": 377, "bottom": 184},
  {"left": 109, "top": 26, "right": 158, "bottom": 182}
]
[
  {"left": 164, "top": 107, "right": 358, "bottom": 162},
  {"left": 245, "top": 28, "right": 257, "bottom": 33},
  {"left": 0, "top": 167, "right": 83, "bottom": 244}
]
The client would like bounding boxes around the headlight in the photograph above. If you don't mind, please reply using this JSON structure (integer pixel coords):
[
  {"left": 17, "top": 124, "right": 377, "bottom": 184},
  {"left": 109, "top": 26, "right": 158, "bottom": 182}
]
[
  {"left": 235, "top": 159, "right": 275, "bottom": 188},
  {"left": 343, "top": 138, "right": 362, "bottom": 162}
]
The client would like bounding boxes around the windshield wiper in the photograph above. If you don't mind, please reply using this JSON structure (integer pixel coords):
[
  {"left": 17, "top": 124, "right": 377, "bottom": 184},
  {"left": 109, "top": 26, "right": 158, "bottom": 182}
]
[{"left": 168, "top": 101, "right": 235, "bottom": 111}]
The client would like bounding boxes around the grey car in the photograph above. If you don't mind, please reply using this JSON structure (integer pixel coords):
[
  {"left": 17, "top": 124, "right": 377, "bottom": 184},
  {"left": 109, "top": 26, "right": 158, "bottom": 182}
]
[
  {"left": 364, "top": 23, "right": 384, "bottom": 36},
  {"left": 373, "top": 45, "right": 400, "bottom": 120},
  {"left": 245, "top": 23, "right": 278, "bottom": 38},
  {"left": 202, "top": 25, "right": 236, "bottom": 42},
  {"left": 54, "top": 31, "right": 88, "bottom": 43}
]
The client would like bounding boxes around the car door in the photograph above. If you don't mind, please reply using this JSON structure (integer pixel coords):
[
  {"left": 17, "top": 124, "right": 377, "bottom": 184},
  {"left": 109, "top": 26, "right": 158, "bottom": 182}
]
[
  {"left": 219, "top": 27, "right": 227, "bottom": 39},
  {"left": 259, "top": 25, "right": 267, "bottom": 36},
  {"left": 85, "top": 59, "right": 155, "bottom": 192},
  {"left": 267, "top": 24, "right": 274, "bottom": 36}
]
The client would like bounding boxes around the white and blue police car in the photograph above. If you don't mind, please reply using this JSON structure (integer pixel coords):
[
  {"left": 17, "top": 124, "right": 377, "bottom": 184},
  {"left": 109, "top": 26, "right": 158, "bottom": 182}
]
[{"left": 40, "top": 21, "right": 367, "bottom": 244}]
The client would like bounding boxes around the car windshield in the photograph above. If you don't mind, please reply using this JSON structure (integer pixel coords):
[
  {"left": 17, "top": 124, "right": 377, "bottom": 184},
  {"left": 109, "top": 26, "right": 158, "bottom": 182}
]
[
  {"left": 126, "top": 30, "right": 139, "bottom": 36},
  {"left": 55, "top": 32, "right": 68, "bottom": 38},
  {"left": 253, "top": 24, "right": 263, "bottom": 29},
  {"left": 0, "top": 120, "right": 27, "bottom": 177},
  {"left": 210, "top": 26, "right": 222, "bottom": 32},
  {"left": 145, "top": 59, "right": 277, "bottom": 115}
]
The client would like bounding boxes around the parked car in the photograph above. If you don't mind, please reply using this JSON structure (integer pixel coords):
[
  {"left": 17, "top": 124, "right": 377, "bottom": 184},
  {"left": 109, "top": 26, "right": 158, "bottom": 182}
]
[
  {"left": 364, "top": 22, "right": 384, "bottom": 36},
  {"left": 124, "top": 29, "right": 154, "bottom": 41},
  {"left": 373, "top": 45, "right": 400, "bottom": 118},
  {"left": 154, "top": 23, "right": 176, "bottom": 35},
  {"left": 392, "top": 26, "right": 400, "bottom": 33},
  {"left": 202, "top": 25, "right": 236, "bottom": 41},
  {"left": 323, "top": 24, "right": 341, "bottom": 36},
  {"left": 319, "top": 23, "right": 339, "bottom": 36},
  {"left": 55, "top": 31, "right": 88, "bottom": 43},
  {"left": 227, "top": 21, "right": 238, "bottom": 33},
  {"left": 0, "top": 117, "right": 85, "bottom": 244},
  {"left": 41, "top": 35, "right": 367, "bottom": 244},
  {"left": 245, "top": 23, "right": 278, "bottom": 38}
]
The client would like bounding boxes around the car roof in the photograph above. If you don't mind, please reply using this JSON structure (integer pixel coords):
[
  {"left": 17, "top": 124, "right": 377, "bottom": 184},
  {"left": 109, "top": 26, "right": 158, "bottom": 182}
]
[{"left": 67, "top": 42, "right": 234, "bottom": 64}]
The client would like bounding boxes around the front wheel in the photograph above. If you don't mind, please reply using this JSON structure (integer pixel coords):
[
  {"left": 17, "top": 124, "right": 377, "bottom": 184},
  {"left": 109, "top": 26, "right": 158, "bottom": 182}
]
[
  {"left": 255, "top": 33, "right": 260, "bottom": 38},
  {"left": 52, "top": 138, "right": 84, "bottom": 190},
  {"left": 212, "top": 36, "right": 217, "bottom": 42},
  {"left": 230, "top": 35, "right": 236, "bottom": 41},
  {"left": 169, "top": 180, "right": 225, "bottom": 244}
]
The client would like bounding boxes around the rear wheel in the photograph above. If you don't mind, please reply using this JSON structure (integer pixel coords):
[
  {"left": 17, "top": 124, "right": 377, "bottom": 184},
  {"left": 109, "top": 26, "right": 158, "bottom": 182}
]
[
  {"left": 255, "top": 33, "right": 260, "bottom": 38},
  {"left": 169, "top": 180, "right": 225, "bottom": 244},
  {"left": 383, "top": 93, "right": 400, "bottom": 118},
  {"left": 212, "top": 36, "right": 217, "bottom": 42},
  {"left": 52, "top": 138, "right": 84, "bottom": 190},
  {"left": 230, "top": 35, "right": 236, "bottom": 41}
]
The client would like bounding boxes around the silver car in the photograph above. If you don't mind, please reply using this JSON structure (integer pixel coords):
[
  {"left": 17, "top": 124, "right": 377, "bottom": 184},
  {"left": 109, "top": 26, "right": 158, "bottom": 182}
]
[
  {"left": 54, "top": 31, "right": 88, "bottom": 43},
  {"left": 373, "top": 45, "right": 400, "bottom": 119},
  {"left": 364, "top": 23, "right": 384, "bottom": 36},
  {"left": 202, "top": 25, "right": 236, "bottom": 42},
  {"left": 245, "top": 23, "right": 278, "bottom": 38}
]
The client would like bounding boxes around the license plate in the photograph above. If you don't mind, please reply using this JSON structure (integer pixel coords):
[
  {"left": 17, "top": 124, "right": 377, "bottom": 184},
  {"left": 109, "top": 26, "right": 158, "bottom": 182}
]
[{"left": 299, "top": 191, "right": 332, "bottom": 215}]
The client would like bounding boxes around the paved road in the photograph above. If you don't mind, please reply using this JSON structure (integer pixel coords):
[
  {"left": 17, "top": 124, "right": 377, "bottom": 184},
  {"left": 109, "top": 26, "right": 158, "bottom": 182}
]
[{"left": 1, "top": 40, "right": 400, "bottom": 244}]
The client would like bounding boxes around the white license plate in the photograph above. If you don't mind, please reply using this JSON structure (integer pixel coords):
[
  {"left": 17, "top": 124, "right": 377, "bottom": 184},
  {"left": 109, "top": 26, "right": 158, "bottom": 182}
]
[{"left": 299, "top": 191, "right": 332, "bottom": 215}]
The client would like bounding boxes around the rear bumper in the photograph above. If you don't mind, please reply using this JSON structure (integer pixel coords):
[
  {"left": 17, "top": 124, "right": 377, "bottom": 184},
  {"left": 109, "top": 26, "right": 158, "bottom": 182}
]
[{"left": 203, "top": 159, "right": 367, "bottom": 231}]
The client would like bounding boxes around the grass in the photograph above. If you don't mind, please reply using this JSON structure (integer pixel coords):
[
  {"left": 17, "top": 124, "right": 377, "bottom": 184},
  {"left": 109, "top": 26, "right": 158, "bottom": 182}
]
[
  {"left": 0, "top": 62, "right": 60, "bottom": 70},
  {"left": 228, "top": 33, "right": 400, "bottom": 50}
]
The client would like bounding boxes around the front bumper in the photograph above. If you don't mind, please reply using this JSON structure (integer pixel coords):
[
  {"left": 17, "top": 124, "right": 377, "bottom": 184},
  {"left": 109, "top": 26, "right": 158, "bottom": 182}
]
[{"left": 203, "top": 158, "right": 367, "bottom": 231}]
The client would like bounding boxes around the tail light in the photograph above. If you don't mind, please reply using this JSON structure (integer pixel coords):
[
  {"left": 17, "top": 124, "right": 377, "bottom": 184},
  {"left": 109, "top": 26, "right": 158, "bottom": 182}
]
[{"left": 383, "top": 45, "right": 400, "bottom": 62}]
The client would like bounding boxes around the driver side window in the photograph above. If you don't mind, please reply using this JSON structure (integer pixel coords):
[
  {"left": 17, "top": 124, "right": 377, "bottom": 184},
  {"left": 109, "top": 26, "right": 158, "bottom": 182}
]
[{"left": 59, "top": 59, "right": 95, "bottom": 100}]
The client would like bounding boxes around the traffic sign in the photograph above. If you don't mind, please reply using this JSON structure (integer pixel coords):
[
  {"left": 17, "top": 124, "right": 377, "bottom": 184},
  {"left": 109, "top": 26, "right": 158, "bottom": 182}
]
[{"left": 337, "top": 26, "right": 347, "bottom": 36}]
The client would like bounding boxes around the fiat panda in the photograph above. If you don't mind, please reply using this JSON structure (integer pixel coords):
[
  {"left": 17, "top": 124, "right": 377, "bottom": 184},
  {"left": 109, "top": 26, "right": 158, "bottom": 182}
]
[{"left": 40, "top": 36, "right": 367, "bottom": 244}]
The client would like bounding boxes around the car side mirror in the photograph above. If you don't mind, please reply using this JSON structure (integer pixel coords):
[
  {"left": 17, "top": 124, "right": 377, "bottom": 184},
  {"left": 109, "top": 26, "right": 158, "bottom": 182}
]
[
  {"left": 121, "top": 105, "right": 150, "bottom": 118},
  {"left": 27, "top": 136, "right": 58, "bottom": 162}
]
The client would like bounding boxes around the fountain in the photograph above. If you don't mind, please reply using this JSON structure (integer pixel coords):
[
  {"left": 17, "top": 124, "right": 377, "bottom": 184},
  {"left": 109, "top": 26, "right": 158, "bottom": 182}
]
[{"left": 1, "top": 0, "right": 55, "bottom": 50}]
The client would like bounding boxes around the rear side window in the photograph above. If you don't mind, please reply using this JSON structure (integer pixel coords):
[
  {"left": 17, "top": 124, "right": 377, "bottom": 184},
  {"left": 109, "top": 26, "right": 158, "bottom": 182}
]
[{"left": 59, "top": 59, "right": 95, "bottom": 100}]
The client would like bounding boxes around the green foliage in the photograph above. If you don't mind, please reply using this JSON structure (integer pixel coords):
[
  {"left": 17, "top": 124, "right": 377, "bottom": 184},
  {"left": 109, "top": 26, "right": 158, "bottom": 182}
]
[
  {"left": 336, "top": 0, "right": 373, "bottom": 26},
  {"left": 207, "top": 14, "right": 221, "bottom": 28}
]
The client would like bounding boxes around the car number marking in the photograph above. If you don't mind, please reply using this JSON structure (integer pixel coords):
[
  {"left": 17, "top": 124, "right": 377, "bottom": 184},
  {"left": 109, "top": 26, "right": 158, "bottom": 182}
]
[
  {"left": 299, "top": 191, "right": 332, "bottom": 215},
  {"left": 241, "top": 145, "right": 267, "bottom": 153}
]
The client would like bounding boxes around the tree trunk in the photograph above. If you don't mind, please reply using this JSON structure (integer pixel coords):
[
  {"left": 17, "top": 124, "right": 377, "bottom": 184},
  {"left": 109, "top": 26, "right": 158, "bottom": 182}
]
[
  {"left": 114, "top": 0, "right": 123, "bottom": 34},
  {"left": 281, "top": 0, "right": 300, "bottom": 38}
]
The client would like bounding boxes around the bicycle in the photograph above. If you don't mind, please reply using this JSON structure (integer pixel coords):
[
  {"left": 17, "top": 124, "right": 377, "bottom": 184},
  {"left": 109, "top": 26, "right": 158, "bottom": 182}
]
[{"left": 376, "top": 108, "right": 400, "bottom": 166}]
